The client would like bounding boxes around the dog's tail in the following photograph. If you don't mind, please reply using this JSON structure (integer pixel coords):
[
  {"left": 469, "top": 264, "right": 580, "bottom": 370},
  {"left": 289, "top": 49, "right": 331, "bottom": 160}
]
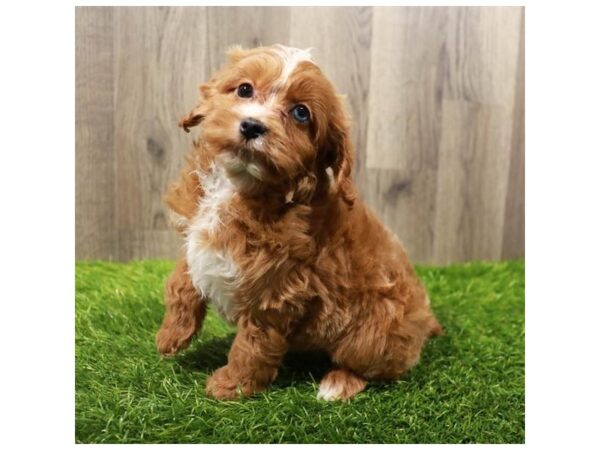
[
  {"left": 424, "top": 294, "right": 443, "bottom": 337},
  {"left": 428, "top": 318, "right": 444, "bottom": 338}
]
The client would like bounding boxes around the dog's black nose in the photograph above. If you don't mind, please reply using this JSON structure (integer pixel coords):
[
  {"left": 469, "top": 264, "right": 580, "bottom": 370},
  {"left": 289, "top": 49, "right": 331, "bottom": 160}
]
[{"left": 240, "top": 118, "right": 267, "bottom": 140}]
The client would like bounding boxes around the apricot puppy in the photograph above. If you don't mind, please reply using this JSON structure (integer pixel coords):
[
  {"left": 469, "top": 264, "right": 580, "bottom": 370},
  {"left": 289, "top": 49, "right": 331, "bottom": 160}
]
[{"left": 156, "top": 45, "right": 442, "bottom": 400}]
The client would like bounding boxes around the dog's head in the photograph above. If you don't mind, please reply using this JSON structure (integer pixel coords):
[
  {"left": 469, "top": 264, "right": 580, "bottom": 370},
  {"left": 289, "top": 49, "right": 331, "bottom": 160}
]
[{"left": 180, "top": 45, "right": 355, "bottom": 205}]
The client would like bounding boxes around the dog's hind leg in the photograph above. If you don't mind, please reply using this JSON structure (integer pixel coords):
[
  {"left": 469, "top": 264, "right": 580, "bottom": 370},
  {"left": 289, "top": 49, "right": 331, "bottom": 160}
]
[
  {"left": 317, "top": 367, "right": 367, "bottom": 401},
  {"left": 156, "top": 257, "right": 207, "bottom": 356}
]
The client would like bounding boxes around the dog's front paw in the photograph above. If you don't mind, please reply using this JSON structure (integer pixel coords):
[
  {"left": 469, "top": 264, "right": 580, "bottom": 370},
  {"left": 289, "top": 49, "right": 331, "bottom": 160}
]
[
  {"left": 205, "top": 366, "right": 264, "bottom": 400},
  {"left": 155, "top": 326, "right": 192, "bottom": 356},
  {"left": 205, "top": 366, "right": 240, "bottom": 400}
]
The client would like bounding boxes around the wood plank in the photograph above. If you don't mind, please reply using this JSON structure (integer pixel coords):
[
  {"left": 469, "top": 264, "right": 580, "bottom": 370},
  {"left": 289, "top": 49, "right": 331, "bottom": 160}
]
[
  {"left": 117, "top": 230, "right": 183, "bottom": 261},
  {"left": 364, "top": 7, "right": 448, "bottom": 262},
  {"left": 502, "top": 8, "right": 525, "bottom": 259},
  {"left": 443, "top": 6, "right": 522, "bottom": 104},
  {"left": 433, "top": 100, "right": 513, "bottom": 263},
  {"left": 366, "top": 6, "right": 446, "bottom": 171},
  {"left": 366, "top": 166, "right": 439, "bottom": 262},
  {"left": 75, "top": 7, "right": 116, "bottom": 260},
  {"left": 113, "top": 7, "right": 210, "bottom": 259},
  {"left": 433, "top": 7, "right": 522, "bottom": 263},
  {"left": 206, "top": 6, "right": 291, "bottom": 73}
]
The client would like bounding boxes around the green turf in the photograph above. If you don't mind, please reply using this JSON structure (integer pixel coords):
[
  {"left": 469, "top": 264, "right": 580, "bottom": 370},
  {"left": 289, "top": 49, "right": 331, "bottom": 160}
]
[{"left": 75, "top": 260, "right": 524, "bottom": 444}]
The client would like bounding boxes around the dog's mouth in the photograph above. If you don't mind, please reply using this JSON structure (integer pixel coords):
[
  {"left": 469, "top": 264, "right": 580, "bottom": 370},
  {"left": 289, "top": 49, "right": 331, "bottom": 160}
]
[
  {"left": 236, "top": 136, "right": 274, "bottom": 166},
  {"left": 219, "top": 147, "right": 271, "bottom": 183},
  {"left": 215, "top": 134, "right": 285, "bottom": 185},
  {"left": 238, "top": 135, "right": 266, "bottom": 153}
]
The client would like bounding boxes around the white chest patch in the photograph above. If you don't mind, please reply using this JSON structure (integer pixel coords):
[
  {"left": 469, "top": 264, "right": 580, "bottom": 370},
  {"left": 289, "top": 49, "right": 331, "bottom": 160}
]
[{"left": 186, "top": 164, "right": 239, "bottom": 323}]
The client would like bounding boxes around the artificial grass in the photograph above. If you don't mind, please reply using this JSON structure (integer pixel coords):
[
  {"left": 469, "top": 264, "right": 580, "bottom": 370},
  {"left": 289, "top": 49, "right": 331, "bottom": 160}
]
[{"left": 75, "top": 260, "right": 524, "bottom": 444}]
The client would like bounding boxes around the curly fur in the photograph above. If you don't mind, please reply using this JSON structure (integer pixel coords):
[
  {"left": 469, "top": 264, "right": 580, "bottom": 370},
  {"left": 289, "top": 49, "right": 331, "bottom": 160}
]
[{"left": 156, "top": 45, "right": 442, "bottom": 400}]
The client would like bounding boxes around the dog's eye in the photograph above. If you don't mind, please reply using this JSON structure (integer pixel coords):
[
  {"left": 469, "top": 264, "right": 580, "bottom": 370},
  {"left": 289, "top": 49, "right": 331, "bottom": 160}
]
[
  {"left": 291, "top": 104, "right": 310, "bottom": 123},
  {"left": 237, "top": 83, "right": 254, "bottom": 98}
]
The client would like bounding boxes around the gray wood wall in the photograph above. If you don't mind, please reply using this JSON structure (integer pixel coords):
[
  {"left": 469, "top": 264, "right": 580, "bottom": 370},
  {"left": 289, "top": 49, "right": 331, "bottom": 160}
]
[{"left": 76, "top": 6, "right": 524, "bottom": 264}]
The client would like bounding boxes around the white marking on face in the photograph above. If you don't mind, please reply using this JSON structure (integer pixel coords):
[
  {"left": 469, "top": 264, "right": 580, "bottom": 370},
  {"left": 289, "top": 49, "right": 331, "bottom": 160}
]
[
  {"left": 272, "top": 45, "right": 313, "bottom": 85},
  {"left": 235, "top": 101, "right": 271, "bottom": 121},
  {"left": 234, "top": 47, "right": 313, "bottom": 125}
]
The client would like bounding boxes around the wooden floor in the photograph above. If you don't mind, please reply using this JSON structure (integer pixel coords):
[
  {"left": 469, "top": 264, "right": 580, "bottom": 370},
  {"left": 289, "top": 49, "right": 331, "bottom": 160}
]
[{"left": 76, "top": 6, "right": 524, "bottom": 264}]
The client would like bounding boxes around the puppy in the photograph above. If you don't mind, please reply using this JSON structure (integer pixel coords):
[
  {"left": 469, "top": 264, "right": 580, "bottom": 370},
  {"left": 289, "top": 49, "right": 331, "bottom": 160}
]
[{"left": 156, "top": 45, "right": 442, "bottom": 401}]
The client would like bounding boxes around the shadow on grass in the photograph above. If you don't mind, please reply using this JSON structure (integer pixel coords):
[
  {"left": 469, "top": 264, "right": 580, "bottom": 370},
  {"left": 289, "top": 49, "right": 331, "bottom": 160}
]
[
  {"left": 275, "top": 351, "right": 332, "bottom": 387},
  {"left": 174, "top": 331, "right": 451, "bottom": 394},
  {"left": 175, "top": 334, "right": 333, "bottom": 387},
  {"left": 176, "top": 335, "right": 234, "bottom": 373}
]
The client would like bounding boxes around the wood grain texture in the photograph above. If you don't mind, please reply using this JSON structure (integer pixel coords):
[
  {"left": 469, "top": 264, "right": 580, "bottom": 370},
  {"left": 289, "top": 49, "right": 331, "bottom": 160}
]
[
  {"left": 75, "top": 7, "right": 116, "bottom": 260},
  {"left": 75, "top": 6, "right": 525, "bottom": 264},
  {"left": 432, "top": 6, "right": 522, "bottom": 263},
  {"left": 433, "top": 101, "right": 513, "bottom": 263},
  {"left": 206, "top": 6, "right": 291, "bottom": 74},
  {"left": 502, "top": 7, "right": 525, "bottom": 260},
  {"left": 366, "top": 7, "right": 445, "bottom": 171},
  {"left": 113, "top": 7, "right": 210, "bottom": 260},
  {"left": 365, "top": 7, "right": 447, "bottom": 262}
]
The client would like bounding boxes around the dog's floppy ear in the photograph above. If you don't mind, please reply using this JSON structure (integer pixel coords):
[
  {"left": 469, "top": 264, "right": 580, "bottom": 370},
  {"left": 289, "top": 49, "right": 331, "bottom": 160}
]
[
  {"left": 179, "top": 107, "right": 203, "bottom": 133},
  {"left": 178, "top": 83, "right": 213, "bottom": 133},
  {"left": 325, "top": 96, "right": 356, "bottom": 207},
  {"left": 180, "top": 46, "right": 248, "bottom": 133}
]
